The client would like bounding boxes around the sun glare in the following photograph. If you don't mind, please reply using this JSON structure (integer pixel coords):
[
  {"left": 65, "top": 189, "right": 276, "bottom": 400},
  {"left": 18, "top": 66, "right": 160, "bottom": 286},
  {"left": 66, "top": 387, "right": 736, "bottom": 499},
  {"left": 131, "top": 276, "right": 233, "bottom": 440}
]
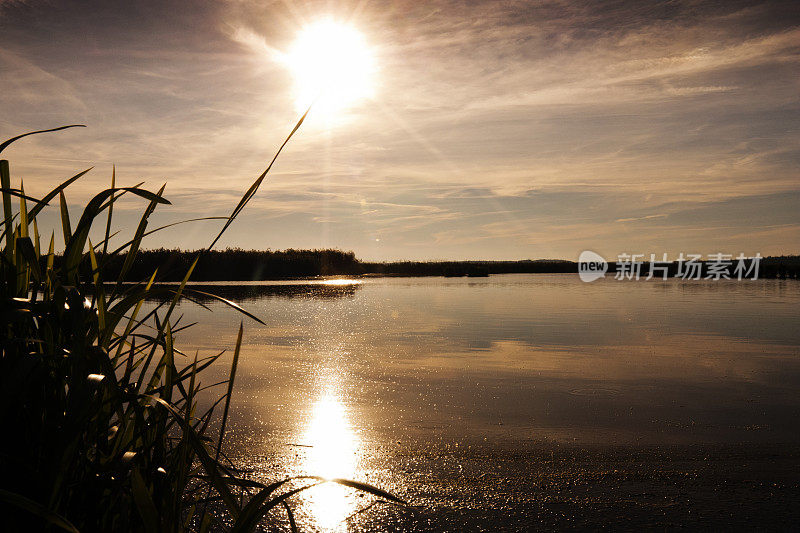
[
  {"left": 286, "top": 20, "right": 375, "bottom": 117},
  {"left": 301, "top": 391, "right": 360, "bottom": 530}
]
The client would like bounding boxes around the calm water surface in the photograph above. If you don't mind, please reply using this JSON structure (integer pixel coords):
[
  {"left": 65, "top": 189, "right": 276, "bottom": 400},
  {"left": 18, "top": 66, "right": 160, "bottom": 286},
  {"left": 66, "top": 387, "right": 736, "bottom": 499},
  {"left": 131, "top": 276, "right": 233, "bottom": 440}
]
[{"left": 174, "top": 275, "right": 800, "bottom": 530}]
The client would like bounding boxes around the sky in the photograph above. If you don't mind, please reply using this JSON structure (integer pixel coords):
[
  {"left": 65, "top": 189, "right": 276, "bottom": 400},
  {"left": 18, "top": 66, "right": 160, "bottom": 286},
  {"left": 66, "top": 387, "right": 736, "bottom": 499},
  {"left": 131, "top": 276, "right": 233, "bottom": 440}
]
[{"left": 0, "top": 0, "right": 798, "bottom": 260}]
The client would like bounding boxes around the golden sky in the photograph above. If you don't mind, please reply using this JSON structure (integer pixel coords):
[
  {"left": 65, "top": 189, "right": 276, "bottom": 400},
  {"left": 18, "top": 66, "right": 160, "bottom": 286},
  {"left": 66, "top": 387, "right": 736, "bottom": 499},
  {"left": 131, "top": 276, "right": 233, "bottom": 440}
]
[{"left": 1, "top": 0, "right": 798, "bottom": 259}]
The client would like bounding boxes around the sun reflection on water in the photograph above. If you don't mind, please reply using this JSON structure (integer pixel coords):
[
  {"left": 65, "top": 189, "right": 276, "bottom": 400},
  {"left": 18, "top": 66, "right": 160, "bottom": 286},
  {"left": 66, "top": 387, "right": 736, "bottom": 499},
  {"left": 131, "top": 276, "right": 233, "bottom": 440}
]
[
  {"left": 300, "top": 388, "right": 361, "bottom": 531},
  {"left": 319, "top": 278, "right": 362, "bottom": 286}
]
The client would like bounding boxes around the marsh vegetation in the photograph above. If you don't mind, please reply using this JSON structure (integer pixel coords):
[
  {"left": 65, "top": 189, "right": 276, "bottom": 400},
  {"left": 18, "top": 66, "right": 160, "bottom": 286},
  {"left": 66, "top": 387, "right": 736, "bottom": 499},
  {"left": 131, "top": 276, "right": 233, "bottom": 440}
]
[{"left": 0, "top": 125, "right": 401, "bottom": 532}]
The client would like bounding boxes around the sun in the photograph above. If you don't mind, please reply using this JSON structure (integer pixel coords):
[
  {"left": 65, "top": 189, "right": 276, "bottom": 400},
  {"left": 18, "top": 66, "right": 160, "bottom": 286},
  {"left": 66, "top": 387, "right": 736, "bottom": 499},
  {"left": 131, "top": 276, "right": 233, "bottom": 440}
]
[{"left": 285, "top": 20, "right": 375, "bottom": 117}]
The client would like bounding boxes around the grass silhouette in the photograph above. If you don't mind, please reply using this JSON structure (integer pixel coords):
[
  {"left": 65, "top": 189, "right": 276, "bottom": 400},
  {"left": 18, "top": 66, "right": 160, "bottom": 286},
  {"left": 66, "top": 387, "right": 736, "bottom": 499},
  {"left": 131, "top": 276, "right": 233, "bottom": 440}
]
[{"left": 0, "top": 120, "right": 403, "bottom": 532}]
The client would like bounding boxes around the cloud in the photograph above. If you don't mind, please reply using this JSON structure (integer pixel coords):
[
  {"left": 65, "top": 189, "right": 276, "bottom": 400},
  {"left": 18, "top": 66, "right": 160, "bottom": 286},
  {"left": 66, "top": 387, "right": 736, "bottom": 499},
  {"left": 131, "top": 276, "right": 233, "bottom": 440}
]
[
  {"left": 616, "top": 214, "right": 668, "bottom": 223},
  {"left": 0, "top": 0, "right": 797, "bottom": 258},
  {"left": 0, "top": 49, "right": 87, "bottom": 114}
]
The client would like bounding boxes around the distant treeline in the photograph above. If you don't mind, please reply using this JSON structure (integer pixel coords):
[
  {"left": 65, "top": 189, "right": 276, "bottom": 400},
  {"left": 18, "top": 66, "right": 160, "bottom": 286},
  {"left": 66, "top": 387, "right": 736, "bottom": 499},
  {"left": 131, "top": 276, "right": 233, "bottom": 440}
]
[
  {"left": 361, "top": 259, "right": 575, "bottom": 277},
  {"left": 93, "top": 248, "right": 362, "bottom": 281},
  {"left": 61, "top": 248, "right": 800, "bottom": 281}
]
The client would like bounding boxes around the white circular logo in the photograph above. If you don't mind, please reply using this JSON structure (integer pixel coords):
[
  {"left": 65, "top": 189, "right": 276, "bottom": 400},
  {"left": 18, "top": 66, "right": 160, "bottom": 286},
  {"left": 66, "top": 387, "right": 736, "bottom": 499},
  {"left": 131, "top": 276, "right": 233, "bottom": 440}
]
[{"left": 578, "top": 250, "right": 607, "bottom": 282}]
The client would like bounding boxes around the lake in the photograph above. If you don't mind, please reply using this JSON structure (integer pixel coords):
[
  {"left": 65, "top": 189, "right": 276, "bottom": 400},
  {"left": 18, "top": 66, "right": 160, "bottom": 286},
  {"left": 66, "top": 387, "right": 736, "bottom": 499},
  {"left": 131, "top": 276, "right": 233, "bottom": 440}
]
[{"left": 173, "top": 274, "right": 800, "bottom": 531}]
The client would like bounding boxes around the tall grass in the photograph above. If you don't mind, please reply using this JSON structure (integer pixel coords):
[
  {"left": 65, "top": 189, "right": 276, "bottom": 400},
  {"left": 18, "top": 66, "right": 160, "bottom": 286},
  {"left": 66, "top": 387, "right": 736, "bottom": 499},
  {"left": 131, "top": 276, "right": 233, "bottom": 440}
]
[{"left": 0, "top": 122, "right": 402, "bottom": 531}]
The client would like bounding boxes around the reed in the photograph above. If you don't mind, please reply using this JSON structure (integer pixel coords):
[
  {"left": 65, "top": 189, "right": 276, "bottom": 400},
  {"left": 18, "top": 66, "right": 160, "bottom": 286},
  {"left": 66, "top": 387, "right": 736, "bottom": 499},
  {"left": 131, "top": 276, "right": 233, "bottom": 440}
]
[{"left": 0, "top": 122, "right": 402, "bottom": 532}]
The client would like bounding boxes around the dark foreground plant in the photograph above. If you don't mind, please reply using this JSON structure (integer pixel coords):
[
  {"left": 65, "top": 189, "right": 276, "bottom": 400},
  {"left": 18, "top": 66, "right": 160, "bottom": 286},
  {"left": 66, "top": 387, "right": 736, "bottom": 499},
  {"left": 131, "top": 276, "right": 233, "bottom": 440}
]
[{"left": 0, "top": 124, "right": 403, "bottom": 532}]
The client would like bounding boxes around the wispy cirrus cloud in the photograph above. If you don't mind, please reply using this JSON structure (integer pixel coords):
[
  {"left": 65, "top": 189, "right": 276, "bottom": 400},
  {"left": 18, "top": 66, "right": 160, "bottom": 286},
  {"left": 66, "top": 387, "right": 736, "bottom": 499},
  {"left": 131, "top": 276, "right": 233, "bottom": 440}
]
[{"left": 0, "top": 0, "right": 797, "bottom": 258}]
